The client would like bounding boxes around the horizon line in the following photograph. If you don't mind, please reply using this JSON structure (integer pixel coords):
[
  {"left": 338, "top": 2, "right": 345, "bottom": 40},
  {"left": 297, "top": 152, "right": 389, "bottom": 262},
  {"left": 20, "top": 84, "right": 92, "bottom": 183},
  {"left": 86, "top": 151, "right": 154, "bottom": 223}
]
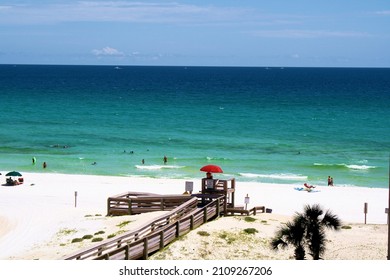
[{"left": 1, "top": 63, "right": 389, "bottom": 69}]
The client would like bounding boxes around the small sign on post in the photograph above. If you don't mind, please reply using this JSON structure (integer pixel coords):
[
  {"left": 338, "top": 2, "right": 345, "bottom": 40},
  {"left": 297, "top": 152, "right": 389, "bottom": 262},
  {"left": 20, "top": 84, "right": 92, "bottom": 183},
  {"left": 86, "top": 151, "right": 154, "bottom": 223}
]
[
  {"left": 75, "top": 191, "right": 78, "bottom": 208},
  {"left": 244, "top": 194, "right": 250, "bottom": 210},
  {"left": 185, "top": 181, "right": 193, "bottom": 194},
  {"left": 364, "top": 202, "right": 368, "bottom": 224}
]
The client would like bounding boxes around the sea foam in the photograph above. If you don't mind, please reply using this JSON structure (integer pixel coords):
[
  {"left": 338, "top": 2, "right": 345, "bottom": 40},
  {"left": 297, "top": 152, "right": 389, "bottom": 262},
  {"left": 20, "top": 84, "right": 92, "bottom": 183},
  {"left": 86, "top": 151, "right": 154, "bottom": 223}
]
[
  {"left": 135, "top": 165, "right": 185, "bottom": 170},
  {"left": 239, "top": 173, "right": 307, "bottom": 181}
]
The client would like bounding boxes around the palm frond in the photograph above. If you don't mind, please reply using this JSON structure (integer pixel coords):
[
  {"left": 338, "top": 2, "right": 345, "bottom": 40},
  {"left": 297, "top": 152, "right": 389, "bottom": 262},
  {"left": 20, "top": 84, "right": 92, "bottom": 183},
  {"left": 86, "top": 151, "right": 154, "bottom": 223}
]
[{"left": 322, "top": 210, "right": 341, "bottom": 230}]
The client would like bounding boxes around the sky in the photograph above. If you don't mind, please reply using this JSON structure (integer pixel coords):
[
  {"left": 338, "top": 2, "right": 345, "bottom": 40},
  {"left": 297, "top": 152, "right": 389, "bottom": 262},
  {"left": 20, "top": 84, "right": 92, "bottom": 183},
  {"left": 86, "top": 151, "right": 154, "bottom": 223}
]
[{"left": 0, "top": 0, "right": 390, "bottom": 67}]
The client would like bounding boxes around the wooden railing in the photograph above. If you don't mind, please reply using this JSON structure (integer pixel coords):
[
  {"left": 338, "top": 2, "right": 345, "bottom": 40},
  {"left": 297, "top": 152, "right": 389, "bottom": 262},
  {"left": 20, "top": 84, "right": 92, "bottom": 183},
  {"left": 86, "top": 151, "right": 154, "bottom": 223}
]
[
  {"left": 64, "top": 194, "right": 225, "bottom": 260},
  {"left": 107, "top": 192, "right": 195, "bottom": 216},
  {"left": 225, "top": 206, "right": 266, "bottom": 216}
]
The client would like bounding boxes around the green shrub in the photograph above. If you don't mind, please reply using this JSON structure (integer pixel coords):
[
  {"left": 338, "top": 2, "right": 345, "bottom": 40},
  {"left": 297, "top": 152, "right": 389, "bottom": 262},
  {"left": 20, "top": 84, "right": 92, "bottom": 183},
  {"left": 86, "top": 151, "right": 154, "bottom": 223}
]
[
  {"left": 82, "top": 234, "right": 93, "bottom": 239},
  {"left": 94, "top": 230, "right": 105, "bottom": 235},
  {"left": 243, "top": 228, "right": 258, "bottom": 234},
  {"left": 244, "top": 217, "right": 256, "bottom": 222},
  {"left": 218, "top": 232, "right": 236, "bottom": 244},
  {"left": 197, "top": 231, "right": 210, "bottom": 237},
  {"left": 57, "top": 228, "right": 77, "bottom": 235},
  {"left": 71, "top": 238, "right": 83, "bottom": 243},
  {"left": 117, "top": 221, "right": 131, "bottom": 228},
  {"left": 92, "top": 237, "right": 104, "bottom": 242},
  {"left": 341, "top": 225, "right": 352, "bottom": 229},
  {"left": 218, "top": 233, "right": 227, "bottom": 239}
]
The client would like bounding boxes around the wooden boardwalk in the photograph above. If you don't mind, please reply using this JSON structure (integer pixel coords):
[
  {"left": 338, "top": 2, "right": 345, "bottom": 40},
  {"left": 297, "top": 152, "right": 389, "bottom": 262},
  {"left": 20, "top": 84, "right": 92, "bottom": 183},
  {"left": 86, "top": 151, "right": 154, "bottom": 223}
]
[
  {"left": 64, "top": 183, "right": 265, "bottom": 260},
  {"left": 64, "top": 193, "right": 226, "bottom": 260}
]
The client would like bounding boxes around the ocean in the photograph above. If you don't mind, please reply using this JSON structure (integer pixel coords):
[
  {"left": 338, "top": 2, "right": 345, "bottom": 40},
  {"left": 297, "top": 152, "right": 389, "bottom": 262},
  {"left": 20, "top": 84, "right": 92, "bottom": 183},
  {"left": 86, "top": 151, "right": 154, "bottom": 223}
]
[{"left": 0, "top": 65, "right": 389, "bottom": 188}]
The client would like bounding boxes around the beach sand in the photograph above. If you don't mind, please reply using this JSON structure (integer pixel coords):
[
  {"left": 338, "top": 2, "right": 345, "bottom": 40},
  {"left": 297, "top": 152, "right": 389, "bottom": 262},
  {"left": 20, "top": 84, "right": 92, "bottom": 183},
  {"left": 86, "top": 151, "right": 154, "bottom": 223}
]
[
  {"left": 0, "top": 171, "right": 388, "bottom": 260},
  {"left": 149, "top": 214, "right": 388, "bottom": 260}
]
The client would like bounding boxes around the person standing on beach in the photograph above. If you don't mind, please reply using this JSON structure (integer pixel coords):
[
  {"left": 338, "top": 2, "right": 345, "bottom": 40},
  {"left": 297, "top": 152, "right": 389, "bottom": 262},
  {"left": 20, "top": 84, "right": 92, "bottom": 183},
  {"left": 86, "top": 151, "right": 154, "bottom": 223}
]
[
  {"left": 43, "top": 162, "right": 47, "bottom": 169},
  {"left": 163, "top": 155, "right": 168, "bottom": 164},
  {"left": 328, "top": 176, "right": 334, "bottom": 186}
]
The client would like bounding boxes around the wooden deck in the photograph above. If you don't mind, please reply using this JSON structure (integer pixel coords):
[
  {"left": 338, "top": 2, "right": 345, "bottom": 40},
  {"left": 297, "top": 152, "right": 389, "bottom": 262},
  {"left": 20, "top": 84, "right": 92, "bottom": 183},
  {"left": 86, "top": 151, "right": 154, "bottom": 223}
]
[{"left": 106, "top": 192, "right": 195, "bottom": 216}]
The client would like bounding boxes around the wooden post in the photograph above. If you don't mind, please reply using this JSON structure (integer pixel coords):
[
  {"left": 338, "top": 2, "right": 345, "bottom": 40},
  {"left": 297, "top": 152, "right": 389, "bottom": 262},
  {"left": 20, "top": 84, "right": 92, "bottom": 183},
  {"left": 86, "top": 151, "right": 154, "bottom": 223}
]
[
  {"left": 175, "top": 221, "right": 180, "bottom": 238},
  {"left": 159, "top": 231, "right": 165, "bottom": 249},
  {"left": 125, "top": 244, "right": 129, "bottom": 260},
  {"left": 143, "top": 238, "right": 148, "bottom": 260},
  {"left": 107, "top": 198, "right": 111, "bottom": 216},
  {"left": 364, "top": 202, "right": 368, "bottom": 224},
  {"left": 74, "top": 191, "right": 77, "bottom": 208},
  {"left": 128, "top": 199, "right": 132, "bottom": 215},
  {"left": 231, "top": 178, "right": 235, "bottom": 208},
  {"left": 223, "top": 194, "right": 227, "bottom": 215},
  {"left": 203, "top": 208, "right": 208, "bottom": 223},
  {"left": 190, "top": 215, "right": 194, "bottom": 230}
]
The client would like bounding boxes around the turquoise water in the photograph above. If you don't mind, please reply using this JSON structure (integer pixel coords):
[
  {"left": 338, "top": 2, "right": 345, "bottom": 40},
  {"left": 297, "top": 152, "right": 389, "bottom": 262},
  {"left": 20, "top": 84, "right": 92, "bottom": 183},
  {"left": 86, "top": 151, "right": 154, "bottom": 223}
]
[{"left": 0, "top": 65, "right": 389, "bottom": 188}]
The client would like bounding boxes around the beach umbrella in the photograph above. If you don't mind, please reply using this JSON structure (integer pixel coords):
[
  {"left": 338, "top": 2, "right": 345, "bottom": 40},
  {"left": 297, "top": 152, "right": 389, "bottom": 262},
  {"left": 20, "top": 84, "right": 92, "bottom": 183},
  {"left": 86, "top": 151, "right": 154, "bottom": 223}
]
[
  {"left": 200, "top": 164, "right": 223, "bottom": 173},
  {"left": 6, "top": 171, "right": 22, "bottom": 177}
]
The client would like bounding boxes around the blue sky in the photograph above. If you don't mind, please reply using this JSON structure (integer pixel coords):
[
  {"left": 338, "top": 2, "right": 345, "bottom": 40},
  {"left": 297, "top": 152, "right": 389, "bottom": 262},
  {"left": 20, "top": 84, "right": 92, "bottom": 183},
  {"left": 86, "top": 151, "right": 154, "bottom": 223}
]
[{"left": 1, "top": 0, "right": 389, "bottom": 67}]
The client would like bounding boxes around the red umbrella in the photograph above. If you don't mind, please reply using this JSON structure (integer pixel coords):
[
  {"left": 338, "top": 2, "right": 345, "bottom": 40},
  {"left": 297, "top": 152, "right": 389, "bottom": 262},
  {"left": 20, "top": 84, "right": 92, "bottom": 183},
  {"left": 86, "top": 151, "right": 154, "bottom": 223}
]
[{"left": 200, "top": 164, "right": 223, "bottom": 173}]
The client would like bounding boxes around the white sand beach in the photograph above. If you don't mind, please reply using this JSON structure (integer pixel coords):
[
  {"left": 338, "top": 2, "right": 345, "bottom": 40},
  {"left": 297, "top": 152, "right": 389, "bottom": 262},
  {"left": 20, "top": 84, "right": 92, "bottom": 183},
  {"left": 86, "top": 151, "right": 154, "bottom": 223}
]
[{"left": 0, "top": 171, "right": 389, "bottom": 260}]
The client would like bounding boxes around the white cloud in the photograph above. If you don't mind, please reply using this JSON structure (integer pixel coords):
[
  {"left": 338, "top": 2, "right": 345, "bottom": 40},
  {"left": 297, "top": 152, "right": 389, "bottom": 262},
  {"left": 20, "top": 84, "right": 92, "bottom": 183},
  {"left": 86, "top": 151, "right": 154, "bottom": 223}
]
[
  {"left": 0, "top": 5, "right": 12, "bottom": 10},
  {"left": 92, "top": 47, "right": 124, "bottom": 56},
  {"left": 375, "top": 10, "right": 390, "bottom": 15},
  {"left": 0, "top": 1, "right": 250, "bottom": 25}
]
